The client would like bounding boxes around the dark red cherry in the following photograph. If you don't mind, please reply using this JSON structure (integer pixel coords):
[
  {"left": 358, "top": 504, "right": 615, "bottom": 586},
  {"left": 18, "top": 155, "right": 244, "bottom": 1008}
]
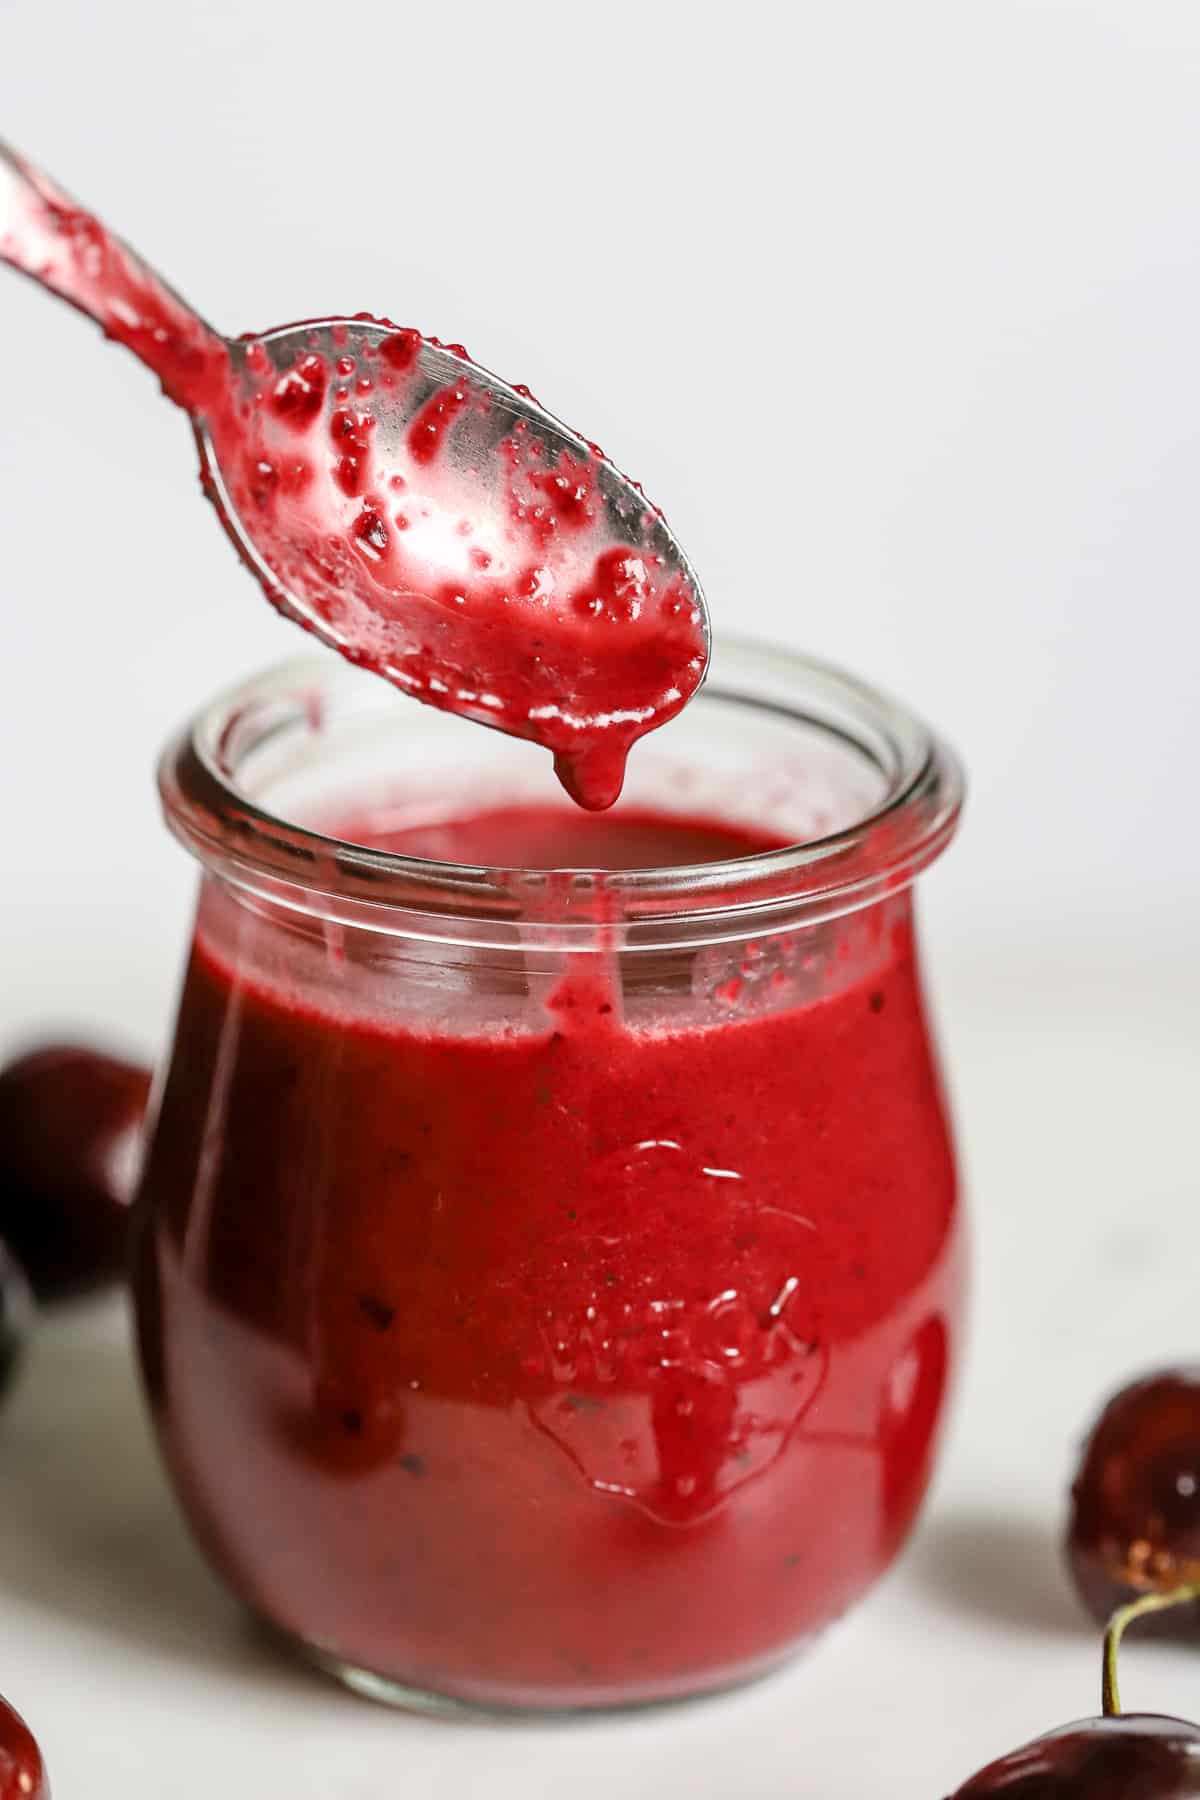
[
  {"left": 1067, "top": 1370, "right": 1200, "bottom": 1636},
  {"left": 948, "top": 1714, "right": 1200, "bottom": 1796},
  {"left": 0, "top": 1692, "right": 48, "bottom": 1799},
  {"left": 0, "top": 1043, "right": 152, "bottom": 1300}
]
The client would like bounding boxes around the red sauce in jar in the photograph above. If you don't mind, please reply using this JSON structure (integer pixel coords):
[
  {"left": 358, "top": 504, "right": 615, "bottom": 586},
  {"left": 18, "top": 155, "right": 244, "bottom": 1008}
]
[{"left": 135, "top": 804, "right": 962, "bottom": 1708}]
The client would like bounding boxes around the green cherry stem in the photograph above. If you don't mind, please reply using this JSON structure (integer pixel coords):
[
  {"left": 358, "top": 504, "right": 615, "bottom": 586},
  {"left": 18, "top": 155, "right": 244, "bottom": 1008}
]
[{"left": 1102, "top": 1586, "right": 1200, "bottom": 1717}]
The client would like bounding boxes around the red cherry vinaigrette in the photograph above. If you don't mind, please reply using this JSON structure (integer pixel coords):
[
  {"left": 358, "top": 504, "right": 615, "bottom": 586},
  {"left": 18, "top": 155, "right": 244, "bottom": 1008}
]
[{"left": 134, "top": 641, "right": 965, "bottom": 1710}]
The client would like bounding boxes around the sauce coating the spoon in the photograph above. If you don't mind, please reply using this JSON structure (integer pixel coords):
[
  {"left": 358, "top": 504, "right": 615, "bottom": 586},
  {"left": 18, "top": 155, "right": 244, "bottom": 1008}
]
[{"left": 1, "top": 157, "right": 707, "bottom": 809}]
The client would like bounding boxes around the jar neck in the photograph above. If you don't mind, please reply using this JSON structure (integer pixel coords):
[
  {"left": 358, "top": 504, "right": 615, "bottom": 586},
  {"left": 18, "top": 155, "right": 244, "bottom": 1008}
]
[{"left": 158, "top": 640, "right": 963, "bottom": 954}]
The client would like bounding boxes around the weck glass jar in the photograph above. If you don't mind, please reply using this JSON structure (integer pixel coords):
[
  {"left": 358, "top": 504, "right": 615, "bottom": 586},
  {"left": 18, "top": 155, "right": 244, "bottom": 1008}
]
[{"left": 133, "top": 639, "right": 964, "bottom": 1712}]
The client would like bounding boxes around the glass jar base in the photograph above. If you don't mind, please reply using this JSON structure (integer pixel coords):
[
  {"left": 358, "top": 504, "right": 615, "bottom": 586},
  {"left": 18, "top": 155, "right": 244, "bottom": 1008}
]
[{"left": 268, "top": 1621, "right": 819, "bottom": 1718}]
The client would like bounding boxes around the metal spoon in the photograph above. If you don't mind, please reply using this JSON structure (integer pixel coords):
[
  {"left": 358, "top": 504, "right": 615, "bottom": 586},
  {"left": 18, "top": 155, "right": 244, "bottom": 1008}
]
[{"left": 0, "top": 141, "right": 710, "bottom": 808}]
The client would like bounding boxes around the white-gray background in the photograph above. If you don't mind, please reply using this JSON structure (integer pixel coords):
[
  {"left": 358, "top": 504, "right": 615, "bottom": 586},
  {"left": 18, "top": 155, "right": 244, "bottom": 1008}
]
[{"left": 1, "top": 3, "right": 1198, "bottom": 1795}]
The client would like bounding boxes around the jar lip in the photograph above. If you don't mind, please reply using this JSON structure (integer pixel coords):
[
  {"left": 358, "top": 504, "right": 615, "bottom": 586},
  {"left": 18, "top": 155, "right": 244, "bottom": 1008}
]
[{"left": 158, "top": 639, "right": 964, "bottom": 933}]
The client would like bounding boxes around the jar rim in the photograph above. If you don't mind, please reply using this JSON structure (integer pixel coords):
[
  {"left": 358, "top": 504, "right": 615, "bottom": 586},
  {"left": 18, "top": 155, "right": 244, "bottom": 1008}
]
[{"left": 157, "top": 639, "right": 964, "bottom": 940}]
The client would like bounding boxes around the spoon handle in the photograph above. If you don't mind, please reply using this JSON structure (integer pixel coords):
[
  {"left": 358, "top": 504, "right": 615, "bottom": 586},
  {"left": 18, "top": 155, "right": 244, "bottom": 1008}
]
[{"left": 0, "top": 140, "right": 221, "bottom": 406}]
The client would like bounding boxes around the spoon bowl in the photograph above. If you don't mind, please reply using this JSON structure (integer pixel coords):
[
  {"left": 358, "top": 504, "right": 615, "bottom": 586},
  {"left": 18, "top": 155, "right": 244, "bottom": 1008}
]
[{"left": 203, "top": 315, "right": 709, "bottom": 729}]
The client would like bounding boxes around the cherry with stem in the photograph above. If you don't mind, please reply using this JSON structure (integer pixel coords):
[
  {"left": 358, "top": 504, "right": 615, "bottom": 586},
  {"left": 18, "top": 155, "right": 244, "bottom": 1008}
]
[{"left": 949, "top": 1584, "right": 1200, "bottom": 1796}]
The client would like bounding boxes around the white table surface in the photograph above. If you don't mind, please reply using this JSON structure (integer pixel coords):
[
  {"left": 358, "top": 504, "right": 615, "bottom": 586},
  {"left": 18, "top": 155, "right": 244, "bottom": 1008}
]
[{"left": 2, "top": 924, "right": 1198, "bottom": 1800}]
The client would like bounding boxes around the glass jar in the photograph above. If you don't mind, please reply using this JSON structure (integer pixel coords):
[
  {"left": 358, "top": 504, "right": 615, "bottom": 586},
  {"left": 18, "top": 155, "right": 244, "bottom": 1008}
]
[{"left": 133, "top": 639, "right": 965, "bottom": 1713}]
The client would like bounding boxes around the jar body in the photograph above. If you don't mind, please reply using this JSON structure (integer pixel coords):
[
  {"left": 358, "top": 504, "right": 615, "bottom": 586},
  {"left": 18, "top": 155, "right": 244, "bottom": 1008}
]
[{"left": 134, "top": 870, "right": 962, "bottom": 1709}]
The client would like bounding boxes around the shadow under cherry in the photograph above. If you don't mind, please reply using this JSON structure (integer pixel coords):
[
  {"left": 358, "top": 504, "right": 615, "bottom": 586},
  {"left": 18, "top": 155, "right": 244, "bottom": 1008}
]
[{"left": 908, "top": 1505, "right": 1088, "bottom": 1637}]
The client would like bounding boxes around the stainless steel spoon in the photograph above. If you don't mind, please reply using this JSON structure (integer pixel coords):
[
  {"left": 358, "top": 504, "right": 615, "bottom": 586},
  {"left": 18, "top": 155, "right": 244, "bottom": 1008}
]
[{"left": 0, "top": 141, "right": 709, "bottom": 806}]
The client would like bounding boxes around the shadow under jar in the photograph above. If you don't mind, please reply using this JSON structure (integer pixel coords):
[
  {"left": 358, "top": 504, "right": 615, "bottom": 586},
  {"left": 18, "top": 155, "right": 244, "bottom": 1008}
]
[{"left": 133, "top": 640, "right": 965, "bottom": 1713}]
